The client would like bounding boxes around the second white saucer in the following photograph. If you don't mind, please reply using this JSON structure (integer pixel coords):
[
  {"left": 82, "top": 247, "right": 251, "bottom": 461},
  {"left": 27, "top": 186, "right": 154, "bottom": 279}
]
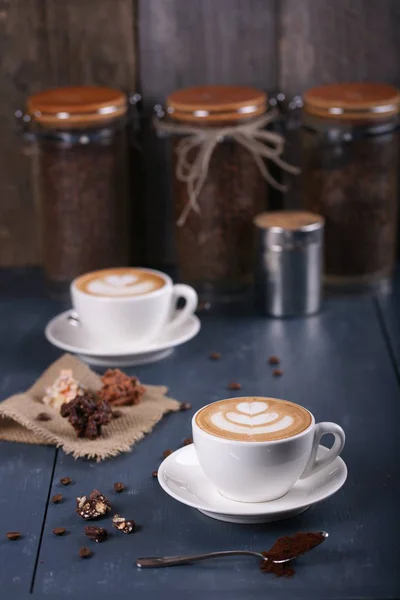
[
  {"left": 45, "top": 310, "right": 200, "bottom": 367},
  {"left": 158, "top": 444, "right": 347, "bottom": 524}
]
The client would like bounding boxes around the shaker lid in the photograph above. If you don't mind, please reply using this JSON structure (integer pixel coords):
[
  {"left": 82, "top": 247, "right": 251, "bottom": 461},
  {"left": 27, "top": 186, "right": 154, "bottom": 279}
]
[
  {"left": 303, "top": 82, "right": 400, "bottom": 120},
  {"left": 27, "top": 86, "right": 127, "bottom": 127},
  {"left": 166, "top": 85, "right": 267, "bottom": 123},
  {"left": 254, "top": 211, "right": 324, "bottom": 232}
]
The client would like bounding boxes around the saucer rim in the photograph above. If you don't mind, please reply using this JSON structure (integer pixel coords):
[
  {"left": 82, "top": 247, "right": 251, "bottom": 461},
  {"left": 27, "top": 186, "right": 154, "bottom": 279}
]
[
  {"left": 158, "top": 444, "right": 348, "bottom": 516},
  {"left": 45, "top": 310, "right": 200, "bottom": 357}
]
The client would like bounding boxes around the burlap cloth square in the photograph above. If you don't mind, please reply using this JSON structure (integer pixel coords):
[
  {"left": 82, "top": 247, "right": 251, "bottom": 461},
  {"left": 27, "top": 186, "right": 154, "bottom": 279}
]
[{"left": 0, "top": 354, "right": 180, "bottom": 461}]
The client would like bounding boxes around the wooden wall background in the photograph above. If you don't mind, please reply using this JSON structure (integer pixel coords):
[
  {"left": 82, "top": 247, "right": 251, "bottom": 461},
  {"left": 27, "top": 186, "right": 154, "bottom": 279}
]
[{"left": 1, "top": 0, "right": 399, "bottom": 268}]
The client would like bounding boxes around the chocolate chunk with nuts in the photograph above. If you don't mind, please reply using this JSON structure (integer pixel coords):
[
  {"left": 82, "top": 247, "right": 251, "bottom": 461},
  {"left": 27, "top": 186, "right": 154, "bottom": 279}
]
[
  {"left": 36, "top": 412, "right": 52, "bottom": 422},
  {"left": 76, "top": 489, "right": 111, "bottom": 520},
  {"left": 60, "top": 477, "right": 72, "bottom": 486},
  {"left": 99, "top": 369, "right": 146, "bottom": 406},
  {"left": 113, "top": 482, "right": 125, "bottom": 493},
  {"left": 268, "top": 356, "right": 280, "bottom": 366},
  {"left": 6, "top": 531, "right": 21, "bottom": 541},
  {"left": 227, "top": 382, "right": 242, "bottom": 391},
  {"left": 112, "top": 514, "right": 135, "bottom": 534},
  {"left": 60, "top": 391, "right": 111, "bottom": 440},
  {"left": 79, "top": 547, "right": 92, "bottom": 558},
  {"left": 53, "top": 527, "right": 67, "bottom": 536},
  {"left": 51, "top": 493, "right": 63, "bottom": 504},
  {"left": 84, "top": 525, "right": 108, "bottom": 543}
]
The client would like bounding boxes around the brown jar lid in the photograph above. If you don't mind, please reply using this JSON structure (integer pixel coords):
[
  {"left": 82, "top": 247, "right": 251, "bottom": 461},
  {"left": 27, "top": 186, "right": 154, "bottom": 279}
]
[
  {"left": 254, "top": 211, "right": 324, "bottom": 232},
  {"left": 166, "top": 85, "right": 267, "bottom": 123},
  {"left": 303, "top": 82, "right": 400, "bottom": 120},
  {"left": 27, "top": 86, "right": 127, "bottom": 128}
]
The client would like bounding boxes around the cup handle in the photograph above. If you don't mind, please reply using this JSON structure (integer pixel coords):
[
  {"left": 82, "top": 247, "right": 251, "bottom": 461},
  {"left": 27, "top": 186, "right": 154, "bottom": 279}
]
[
  {"left": 67, "top": 311, "right": 81, "bottom": 328},
  {"left": 300, "top": 422, "right": 345, "bottom": 479},
  {"left": 166, "top": 284, "right": 198, "bottom": 330}
]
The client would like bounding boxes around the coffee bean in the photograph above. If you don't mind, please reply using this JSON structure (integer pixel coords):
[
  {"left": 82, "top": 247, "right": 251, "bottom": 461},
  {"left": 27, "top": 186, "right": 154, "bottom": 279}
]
[
  {"left": 51, "top": 493, "right": 63, "bottom": 504},
  {"left": 53, "top": 527, "right": 67, "bottom": 536}
]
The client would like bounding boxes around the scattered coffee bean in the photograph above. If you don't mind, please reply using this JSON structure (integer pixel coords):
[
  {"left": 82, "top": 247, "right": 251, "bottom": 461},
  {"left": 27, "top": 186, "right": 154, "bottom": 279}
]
[
  {"left": 51, "top": 493, "right": 63, "bottom": 504},
  {"left": 113, "top": 482, "right": 125, "bottom": 493},
  {"left": 112, "top": 514, "right": 135, "bottom": 534},
  {"left": 273, "top": 369, "right": 284, "bottom": 377},
  {"left": 227, "top": 382, "right": 242, "bottom": 390},
  {"left": 209, "top": 352, "right": 221, "bottom": 360},
  {"left": 84, "top": 525, "right": 108, "bottom": 543},
  {"left": 79, "top": 547, "right": 92, "bottom": 559},
  {"left": 36, "top": 412, "right": 52, "bottom": 422},
  {"left": 152, "top": 470, "right": 158, "bottom": 478},
  {"left": 6, "top": 531, "right": 21, "bottom": 541},
  {"left": 180, "top": 402, "right": 192, "bottom": 411},
  {"left": 268, "top": 356, "right": 280, "bottom": 366},
  {"left": 112, "top": 410, "right": 123, "bottom": 419},
  {"left": 53, "top": 527, "right": 67, "bottom": 536},
  {"left": 60, "top": 477, "right": 72, "bottom": 486},
  {"left": 76, "top": 490, "right": 111, "bottom": 520},
  {"left": 183, "top": 437, "right": 193, "bottom": 446},
  {"left": 163, "top": 449, "right": 173, "bottom": 458}
]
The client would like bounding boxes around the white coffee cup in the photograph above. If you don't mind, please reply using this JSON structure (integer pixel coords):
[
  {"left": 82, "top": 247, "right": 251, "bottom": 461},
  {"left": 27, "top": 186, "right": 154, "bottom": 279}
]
[
  {"left": 70, "top": 267, "right": 198, "bottom": 348},
  {"left": 192, "top": 397, "right": 345, "bottom": 503}
]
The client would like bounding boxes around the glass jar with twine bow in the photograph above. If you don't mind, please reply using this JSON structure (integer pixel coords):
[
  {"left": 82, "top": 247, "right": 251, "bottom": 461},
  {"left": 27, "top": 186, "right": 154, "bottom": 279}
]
[{"left": 154, "top": 85, "right": 300, "bottom": 303}]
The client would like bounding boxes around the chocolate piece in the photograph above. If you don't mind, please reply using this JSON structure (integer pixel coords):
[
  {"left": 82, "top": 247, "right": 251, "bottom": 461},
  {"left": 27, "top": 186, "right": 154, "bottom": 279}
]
[
  {"left": 51, "top": 493, "right": 63, "bottom": 504},
  {"left": 227, "top": 382, "right": 242, "bottom": 390},
  {"left": 76, "top": 490, "right": 111, "bottom": 520},
  {"left": 180, "top": 402, "right": 192, "bottom": 411},
  {"left": 113, "top": 482, "right": 125, "bottom": 493},
  {"left": 60, "top": 392, "right": 111, "bottom": 440},
  {"left": 273, "top": 369, "right": 284, "bottom": 377},
  {"left": 79, "top": 547, "right": 92, "bottom": 558},
  {"left": 60, "top": 477, "right": 72, "bottom": 486},
  {"left": 183, "top": 437, "right": 193, "bottom": 446},
  {"left": 268, "top": 356, "right": 280, "bottom": 366},
  {"left": 209, "top": 352, "right": 221, "bottom": 360},
  {"left": 112, "top": 514, "right": 135, "bottom": 534},
  {"left": 36, "top": 412, "right": 52, "bottom": 422},
  {"left": 163, "top": 449, "right": 173, "bottom": 458},
  {"left": 84, "top": 525, "right": 108, "bottom": 543},
  {"left": 99, "top": 369, "right": 146, "bottom": 406},
  {"left": 6, "top": 531, "right": 20, "bottom": 541},
  {"left": 53, "top": 527, "right": 67, "bottom": 536}
]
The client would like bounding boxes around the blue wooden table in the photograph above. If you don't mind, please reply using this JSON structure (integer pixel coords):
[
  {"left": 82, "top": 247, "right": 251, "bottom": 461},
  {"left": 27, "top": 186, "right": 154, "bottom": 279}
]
[{"left": 0, "top": 268, "right": 399, "bottom": 600}]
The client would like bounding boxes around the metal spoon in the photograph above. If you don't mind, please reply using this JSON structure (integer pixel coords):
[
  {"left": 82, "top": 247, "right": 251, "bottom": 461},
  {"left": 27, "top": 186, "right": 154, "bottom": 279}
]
[{"left": 136, "top": 531, "right": 329, "bottom": 568}]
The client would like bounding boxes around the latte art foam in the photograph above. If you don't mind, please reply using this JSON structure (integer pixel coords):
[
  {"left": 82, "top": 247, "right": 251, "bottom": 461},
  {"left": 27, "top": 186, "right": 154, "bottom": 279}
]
[
  {"left": 75, "top": 268, "right": 166, "bottom": 298},
  {"left": 196, "top": 397, "right": 312, "bottom": 441}
]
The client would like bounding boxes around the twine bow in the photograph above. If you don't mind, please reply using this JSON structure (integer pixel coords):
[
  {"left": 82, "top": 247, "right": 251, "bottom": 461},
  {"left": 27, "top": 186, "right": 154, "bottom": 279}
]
[{"left": 154, "top": 110, "right": 300, "bottom": 226}]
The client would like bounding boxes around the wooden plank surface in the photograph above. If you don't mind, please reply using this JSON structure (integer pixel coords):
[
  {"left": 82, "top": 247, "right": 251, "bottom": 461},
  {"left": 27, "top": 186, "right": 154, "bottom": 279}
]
[
  {"left": 138, "top": 0, "right": 278, "bottom": 267},
  {"left": 0, "top": 0, "right": 136, "bottom": 267},
  {"left": 17, "top": 287, "right": 397, "bottom": 597}
]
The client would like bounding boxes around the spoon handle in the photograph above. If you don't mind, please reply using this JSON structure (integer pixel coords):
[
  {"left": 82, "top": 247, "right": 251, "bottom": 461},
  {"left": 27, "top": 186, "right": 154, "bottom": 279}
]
[{"left": 136, "top": 550, "right": 264, "bottom": 568}]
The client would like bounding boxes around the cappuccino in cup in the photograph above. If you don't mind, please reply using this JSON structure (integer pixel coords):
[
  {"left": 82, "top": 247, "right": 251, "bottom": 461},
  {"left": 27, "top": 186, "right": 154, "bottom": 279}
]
[
  {"left": 71, "top": 267, "right": 198, "bottom": 348},
  {"left": 193, "top": 397, "right": 345, "bottom": 502}
]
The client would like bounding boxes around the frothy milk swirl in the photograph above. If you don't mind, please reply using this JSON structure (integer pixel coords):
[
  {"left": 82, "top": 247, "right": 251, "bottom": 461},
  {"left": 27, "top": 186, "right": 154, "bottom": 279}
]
[
  {"left": 75, "top": 268, "right": 165, "bottom": 298},
  {"left": 196, "top": 397, "right": 312, "bottom": 442}
]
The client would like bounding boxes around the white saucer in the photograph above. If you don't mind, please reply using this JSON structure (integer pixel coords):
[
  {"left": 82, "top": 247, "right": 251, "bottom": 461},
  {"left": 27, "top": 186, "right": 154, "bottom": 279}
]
[
  {"left": 45, "top": 310, "right": 201, "bottom": 367},
  {"left": 158, "top": 444, "right": 347, "bottom": 524}
]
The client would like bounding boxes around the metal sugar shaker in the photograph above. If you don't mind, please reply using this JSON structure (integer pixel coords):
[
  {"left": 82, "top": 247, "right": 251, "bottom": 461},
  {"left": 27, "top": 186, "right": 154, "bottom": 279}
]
[{"left": 254, "top": 211, "right": 324, "bottom": 317}]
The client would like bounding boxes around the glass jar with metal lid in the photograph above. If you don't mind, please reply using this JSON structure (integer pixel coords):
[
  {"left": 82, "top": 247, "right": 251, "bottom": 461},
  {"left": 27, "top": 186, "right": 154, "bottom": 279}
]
[
  {"left": 22, "top": 86, "right": 132, "bottom": 296},
  {"left": 301, "top": 82, "right": 399, "bottom": 291}
]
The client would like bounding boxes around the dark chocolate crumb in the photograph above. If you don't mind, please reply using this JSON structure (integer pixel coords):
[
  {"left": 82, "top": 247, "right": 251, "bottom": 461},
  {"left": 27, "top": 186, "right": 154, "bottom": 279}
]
[
  {"left": 183, "top": 437, "right": 193, "bottom": 446},
  {"left": 51, "top": 493, "right": 63, "bottom": 504},
  {"left": 152, "top": 470, "right": 158, "bottom": 478},
  {"left": 112, "top": 410, "right": 123, "bottom": 419},
  {"left": 113, "top": 482, "right": 125, "bottom": 493},
  {"left": 227, "top": 382, "right": 242, "bottom": 390},
  {"left": 209, "top": 352, "right": 221, "bottom": 360},
  {"left": 6, "top": 531, "right": 20, "bottom": 541},
  {"left": 268, "top": 356, "right": 280, "bottom": 366},
  {"left": 273, "top": 369, "right": 284, "bottom": 377},
  {"left": 79, "top": 547, "right": 92, "bottom": 558},
  {"left": 36, "top": 412, "right": 52, "bottom": 422},
  {"left": 60, "top": 477, "right": 72, "bottom": 486},
  {"left": 180, "top": 402, "right": 192, "bottom": 411},
  {"left": 53, "top": 527, "right": 66, "bottom": 536},
  {"left": 163, "top": 449, "right": 173, "bottom": 458}
]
